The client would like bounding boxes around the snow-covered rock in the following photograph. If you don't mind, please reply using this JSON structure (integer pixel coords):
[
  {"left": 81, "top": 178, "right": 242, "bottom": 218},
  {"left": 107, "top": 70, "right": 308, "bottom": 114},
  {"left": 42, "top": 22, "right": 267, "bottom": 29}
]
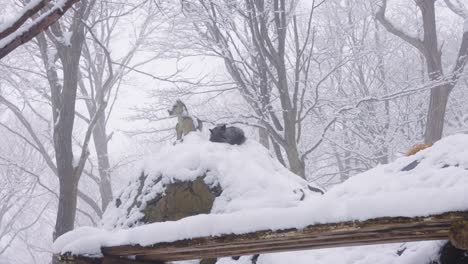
[
  {"left": 53, "top": 134, "right": 468, "bottom": 263},
  {"left": 101, "top": 132, "right": 322, "bottom": 229}
]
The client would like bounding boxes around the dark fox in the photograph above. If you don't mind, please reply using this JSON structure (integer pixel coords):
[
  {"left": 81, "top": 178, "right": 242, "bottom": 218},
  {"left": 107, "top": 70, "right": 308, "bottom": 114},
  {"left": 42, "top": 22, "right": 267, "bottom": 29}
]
[{"left": 209, "top": 124, "right": 246, "bottom": 145}]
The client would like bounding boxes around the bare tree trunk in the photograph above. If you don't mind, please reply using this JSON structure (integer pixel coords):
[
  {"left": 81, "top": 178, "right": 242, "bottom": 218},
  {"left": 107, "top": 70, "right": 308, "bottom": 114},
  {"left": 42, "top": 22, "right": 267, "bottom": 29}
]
[
  {"left": 50, "top": 41, "right": 84, "bottom": 264},
  {"left": 418, "top": 0, "right": 448, "bottom": 144},
  {"left": 257, "top": 64, "right": 271, "bottom": 149},
  {"left": 52, "top": 47, "right": 83, "bottom": 242},
  {"left": 92, "top": 116, "right": 113, "bottom": 210},
  {"left": 274, "top": 0, "right": 305, "bottom": 178},
  {"left": 79, "top": 73, "right": 114, "bottom": 211},
  {"left": 424, "top": 85, "right": 451, "bottom": 143},
  {"left": 284, "top": 142, "right": 305, "bottom": 178},
  {"left": 258, "top": 127, "right": 270, "bottom": 149},
  {"left": 374, "top": 15, "right": 390, "bottom": 164},
  {"left": 34, "top": 2, "right": 97, "bottom": 263},
  {"left": 54, "top": 174, "right": 78, "bottom": 240},
  {"left": 271, "top": 137, "right": 286, "bottom": 166}
]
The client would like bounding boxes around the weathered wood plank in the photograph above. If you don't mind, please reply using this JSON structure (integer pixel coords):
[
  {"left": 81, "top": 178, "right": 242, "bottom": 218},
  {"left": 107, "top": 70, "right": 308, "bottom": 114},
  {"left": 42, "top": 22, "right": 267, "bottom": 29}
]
[
  {"left": 61, "top": 211, "right": 468, "bottom": 263},
  {"left": 60, "top": 255, "right": 164, "bottom": 264}
]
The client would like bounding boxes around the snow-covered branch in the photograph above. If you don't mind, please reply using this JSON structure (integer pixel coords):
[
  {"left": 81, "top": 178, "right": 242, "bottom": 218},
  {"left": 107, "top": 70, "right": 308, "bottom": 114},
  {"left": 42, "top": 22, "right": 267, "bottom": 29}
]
[
  {"left": 0, "top": 0, "right": 80, "bottom": 59},
  {"left": 0, "top": 0, "right": 50, "bottom": 40}
]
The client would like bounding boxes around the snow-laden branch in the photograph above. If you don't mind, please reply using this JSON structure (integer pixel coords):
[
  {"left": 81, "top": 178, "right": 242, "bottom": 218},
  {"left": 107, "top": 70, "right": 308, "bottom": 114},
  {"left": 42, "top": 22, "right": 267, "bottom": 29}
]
[
  {"left": 0, "top": 0, "right": 80, "bottom": 59},
  {"left": 0, "top": 0, "right": 50, "bottom": 40}
]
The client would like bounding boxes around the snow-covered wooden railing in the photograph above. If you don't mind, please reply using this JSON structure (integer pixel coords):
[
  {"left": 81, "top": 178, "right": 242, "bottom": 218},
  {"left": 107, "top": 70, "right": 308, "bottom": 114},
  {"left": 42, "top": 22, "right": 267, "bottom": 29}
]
[{"left": 60, "top": 211, "right": 468, "bottom": 264}]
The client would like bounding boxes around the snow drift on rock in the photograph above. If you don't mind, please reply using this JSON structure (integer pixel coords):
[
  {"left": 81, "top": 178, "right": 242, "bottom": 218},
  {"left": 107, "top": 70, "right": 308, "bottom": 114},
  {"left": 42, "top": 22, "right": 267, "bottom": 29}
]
[{"left": 101, "top": 132, "right": 322, "bottom": 229}]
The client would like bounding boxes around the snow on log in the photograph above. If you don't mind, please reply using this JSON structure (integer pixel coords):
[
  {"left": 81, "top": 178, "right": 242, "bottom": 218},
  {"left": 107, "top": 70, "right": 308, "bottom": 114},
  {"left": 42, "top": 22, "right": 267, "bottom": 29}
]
[{"left": 59, "top": 211, "right": 468, "bottom": 263}]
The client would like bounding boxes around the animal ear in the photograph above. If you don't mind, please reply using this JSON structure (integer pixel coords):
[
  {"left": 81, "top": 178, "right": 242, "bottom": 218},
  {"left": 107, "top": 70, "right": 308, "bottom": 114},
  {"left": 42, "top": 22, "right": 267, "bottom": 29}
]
[
  {"left": 209, "top": 129, "right": 213, "bottom": 133},
  {"left": 221, "top": 124, "right": 226, "bottom": 130}
]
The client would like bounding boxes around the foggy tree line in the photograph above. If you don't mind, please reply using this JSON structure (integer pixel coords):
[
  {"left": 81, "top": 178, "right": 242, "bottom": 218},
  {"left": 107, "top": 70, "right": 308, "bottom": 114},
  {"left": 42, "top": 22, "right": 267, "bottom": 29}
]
[{"left": 0, "top": 0, "right": 467, "bottom": 262}]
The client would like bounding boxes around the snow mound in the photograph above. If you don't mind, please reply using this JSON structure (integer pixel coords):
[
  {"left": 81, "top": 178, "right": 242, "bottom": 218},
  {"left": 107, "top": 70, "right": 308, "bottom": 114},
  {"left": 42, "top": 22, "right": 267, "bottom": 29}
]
[
  {"left": 53, "top": 134, "right": 468, "bottom": 262},
  {"left": 101, "top": 132, "right": 322, "bottom": 229},
  {"left": 319, "top": 133, "right": 468, "bottom": 220}
]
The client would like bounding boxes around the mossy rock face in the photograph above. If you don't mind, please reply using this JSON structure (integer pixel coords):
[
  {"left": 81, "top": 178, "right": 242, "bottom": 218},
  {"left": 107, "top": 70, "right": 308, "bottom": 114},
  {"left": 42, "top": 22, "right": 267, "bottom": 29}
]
[
  {"left": 142, "top": 176, "right": 221, "bottom": 223},
  {"left": 140, "top": 175, "right": 221, "bottom": 264}
]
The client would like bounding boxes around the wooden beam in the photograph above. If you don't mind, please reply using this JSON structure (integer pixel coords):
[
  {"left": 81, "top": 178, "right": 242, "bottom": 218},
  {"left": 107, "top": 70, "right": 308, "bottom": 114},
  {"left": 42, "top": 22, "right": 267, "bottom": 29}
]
[
  {"left": 59, "top": 255, "right": 163, "bottom": 264},
  {"left": 61, "top": 211, "right": 468, "bottom": 264}
]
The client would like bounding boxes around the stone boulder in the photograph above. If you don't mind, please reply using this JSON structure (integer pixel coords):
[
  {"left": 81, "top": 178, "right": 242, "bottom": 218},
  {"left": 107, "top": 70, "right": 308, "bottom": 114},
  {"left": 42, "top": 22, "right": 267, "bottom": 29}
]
[{"left": 142, "top": 175, "right": 221, "bottom": 223}]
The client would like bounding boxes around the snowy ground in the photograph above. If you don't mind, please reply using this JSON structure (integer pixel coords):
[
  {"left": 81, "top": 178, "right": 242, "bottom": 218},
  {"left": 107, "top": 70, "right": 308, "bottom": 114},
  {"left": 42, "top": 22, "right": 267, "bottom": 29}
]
[
  {"left": 216, "top": 241, "right": 445, "bottom": 264},
  {"left": 53, "top": 133, "right": 468, "bottom": 263}
]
